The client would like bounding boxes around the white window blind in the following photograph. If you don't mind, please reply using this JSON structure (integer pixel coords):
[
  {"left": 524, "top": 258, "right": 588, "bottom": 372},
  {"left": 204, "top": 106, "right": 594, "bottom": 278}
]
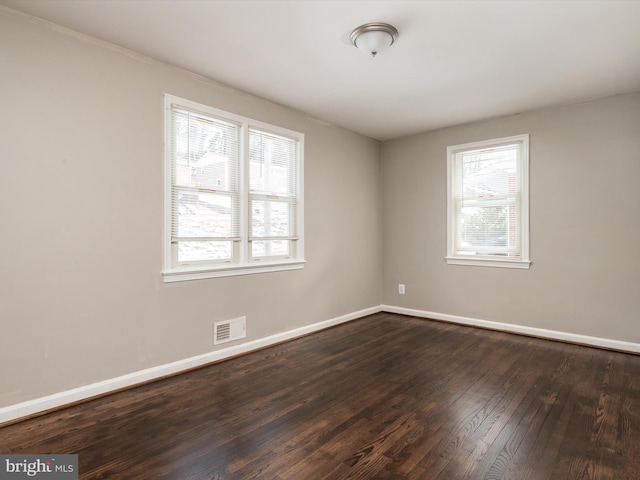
[
  {"left": 163, "top": 94, "right": 305, "bottom": 281},
  {"left": 447, "top": 134, "right": 530, "bottom": 269},
  {"left": 170, "top": 106, "right": 240, "bottom": 265},
  {"left": 249, "top": 129, "right": 299, "bottom": 260}
]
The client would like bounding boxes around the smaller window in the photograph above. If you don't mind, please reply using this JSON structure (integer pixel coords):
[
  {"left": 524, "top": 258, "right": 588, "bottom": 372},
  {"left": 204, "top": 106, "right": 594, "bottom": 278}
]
[{"left": 446, "top": 134, "right": 530, "bottom": 269}]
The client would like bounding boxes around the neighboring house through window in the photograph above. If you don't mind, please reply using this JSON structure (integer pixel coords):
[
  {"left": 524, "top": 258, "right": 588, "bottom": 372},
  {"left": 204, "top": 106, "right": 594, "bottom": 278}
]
[
  {"left": 446, "top": 134, "right": 530, "bottom": 269},
  {"left": 163, "top": 94, "right": 304, "bottom": 282}
]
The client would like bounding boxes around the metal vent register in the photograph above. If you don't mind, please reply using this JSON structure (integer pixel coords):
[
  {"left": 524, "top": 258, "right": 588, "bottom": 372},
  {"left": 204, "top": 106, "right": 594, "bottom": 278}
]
[{"left": 213, "top": 317, "right": 246, "bottom": 345}]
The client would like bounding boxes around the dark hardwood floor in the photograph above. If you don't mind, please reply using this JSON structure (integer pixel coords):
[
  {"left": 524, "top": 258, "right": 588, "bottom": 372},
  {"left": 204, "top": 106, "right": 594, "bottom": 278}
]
[{"left": 1, "top": 312, "right": 639, "bottom": 479}]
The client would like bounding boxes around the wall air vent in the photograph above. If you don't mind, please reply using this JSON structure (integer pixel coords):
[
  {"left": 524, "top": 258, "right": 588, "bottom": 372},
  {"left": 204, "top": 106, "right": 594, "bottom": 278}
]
[{"left": 213, "top": 316, "right": 246, "bottom": 345}]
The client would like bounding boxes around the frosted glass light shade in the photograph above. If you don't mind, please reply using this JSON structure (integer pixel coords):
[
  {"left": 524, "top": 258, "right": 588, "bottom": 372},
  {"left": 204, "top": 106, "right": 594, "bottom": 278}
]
[{"left": 350, "top": 23, "right": 398, "bottom": 57}]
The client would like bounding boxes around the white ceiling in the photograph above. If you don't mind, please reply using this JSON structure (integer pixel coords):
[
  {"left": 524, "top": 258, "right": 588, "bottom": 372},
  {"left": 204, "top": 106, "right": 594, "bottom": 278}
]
[{"left": 3, "top": 0, "right": 640, "bottom": 141}]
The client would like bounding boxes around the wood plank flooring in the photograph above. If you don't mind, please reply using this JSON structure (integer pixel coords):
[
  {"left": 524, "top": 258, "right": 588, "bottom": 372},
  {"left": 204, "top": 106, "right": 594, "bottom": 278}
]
[{"left": 1, "top": 312, "right": 639, "bottom": 479}]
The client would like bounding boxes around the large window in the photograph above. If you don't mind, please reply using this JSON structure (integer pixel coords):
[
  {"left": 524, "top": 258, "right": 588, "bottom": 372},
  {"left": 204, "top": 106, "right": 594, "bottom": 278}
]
[
  {"left": 446, "top": 134, "right": 530, "bottom": 269},
  {"left": 163, "top": 94, "right": 304, "bottom": 282}
]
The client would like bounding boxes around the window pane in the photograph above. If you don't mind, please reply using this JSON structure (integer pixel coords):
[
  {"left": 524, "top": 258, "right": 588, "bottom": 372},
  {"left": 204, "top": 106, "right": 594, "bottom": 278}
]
[
  {"left": 175, "top": 191, "right": 235, "bottom": 238},
  {"left": 459, "top": 205, "right": 509, "bottom": 253},
  {"left": 461, "top": 145, "right": 517, "bottom": 199},
  {"left": 251, "top": 200, "right": 293, "bottom": 238},
  {"left": 178, "top": 241, "right": 233, "bottom": 262},
  {"left": 172, "top": 110, "right": 238, "bottom": 192},
  {"left": 249, "top": 130, "right": 296, "bottom": 196},
  {"left": 252, "top": 240, "right": 290, "bottom": 258}
]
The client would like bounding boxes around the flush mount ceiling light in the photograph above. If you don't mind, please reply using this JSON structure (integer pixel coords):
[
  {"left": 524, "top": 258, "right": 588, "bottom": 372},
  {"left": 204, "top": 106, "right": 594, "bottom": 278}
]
[{"left": 350, "top": 22, "right": 398, "bottom": 57}]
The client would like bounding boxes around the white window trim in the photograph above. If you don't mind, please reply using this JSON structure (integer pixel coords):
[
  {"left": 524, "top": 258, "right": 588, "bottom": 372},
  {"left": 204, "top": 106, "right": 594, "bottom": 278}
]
[
  {"left": 162, "top": 94, "right": 305, "bottom": 282},
  {"left": 446, "top": 134, "right": 530, "bottom": 269}
]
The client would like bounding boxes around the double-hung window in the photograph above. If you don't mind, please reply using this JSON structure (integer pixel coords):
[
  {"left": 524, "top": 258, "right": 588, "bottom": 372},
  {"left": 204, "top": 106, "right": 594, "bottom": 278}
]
[
  {"left": 446, "top": 134, "right": 530, "bottom": 269},
  {"left": 163, "top": 94, "right": 304, "bottom": 282}
]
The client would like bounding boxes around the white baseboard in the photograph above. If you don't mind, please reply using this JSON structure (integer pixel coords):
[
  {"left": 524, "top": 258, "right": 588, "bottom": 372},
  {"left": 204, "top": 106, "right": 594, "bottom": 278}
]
[
  {"left": 0, "top": 305, "right": 381, "bottom": 425},
  {"left": 381, "top": 305, "right": 640, "bottom": 354}
]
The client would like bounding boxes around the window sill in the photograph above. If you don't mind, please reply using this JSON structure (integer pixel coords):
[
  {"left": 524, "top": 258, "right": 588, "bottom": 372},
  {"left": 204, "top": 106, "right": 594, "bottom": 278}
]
[
  {"left": 162, "top": 260, "right": 306, "bottom": 283},
  {"left": 445, "top": 256, "right": 531, "bottom": 269}
]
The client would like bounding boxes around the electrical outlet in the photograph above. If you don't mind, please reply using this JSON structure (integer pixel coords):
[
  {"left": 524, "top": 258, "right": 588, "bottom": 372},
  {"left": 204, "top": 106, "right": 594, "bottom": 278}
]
[{"left": 399, "top": 284, "right": 405, "bottom": 295}]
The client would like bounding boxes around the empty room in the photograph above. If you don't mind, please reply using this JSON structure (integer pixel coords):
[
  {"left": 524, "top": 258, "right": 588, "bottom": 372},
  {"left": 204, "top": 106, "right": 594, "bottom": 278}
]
[{"left": 1, "top": 1, "right": 639, "bottom": 479}]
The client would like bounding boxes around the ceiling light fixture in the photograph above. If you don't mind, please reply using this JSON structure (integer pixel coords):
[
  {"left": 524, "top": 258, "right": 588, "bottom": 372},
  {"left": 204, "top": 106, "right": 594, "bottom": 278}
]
[{"left": 350, "top": 22, "right": 398, "bottom": 57}]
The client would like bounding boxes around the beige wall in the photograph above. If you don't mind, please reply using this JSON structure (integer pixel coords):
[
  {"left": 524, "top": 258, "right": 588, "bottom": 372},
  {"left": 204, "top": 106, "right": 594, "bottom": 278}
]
[
  {"left": 0, "top": 9, "right": 381, "bottom": 408},
  {"left": 382, "top": 92, "right": 640, "bottom": 343}
]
